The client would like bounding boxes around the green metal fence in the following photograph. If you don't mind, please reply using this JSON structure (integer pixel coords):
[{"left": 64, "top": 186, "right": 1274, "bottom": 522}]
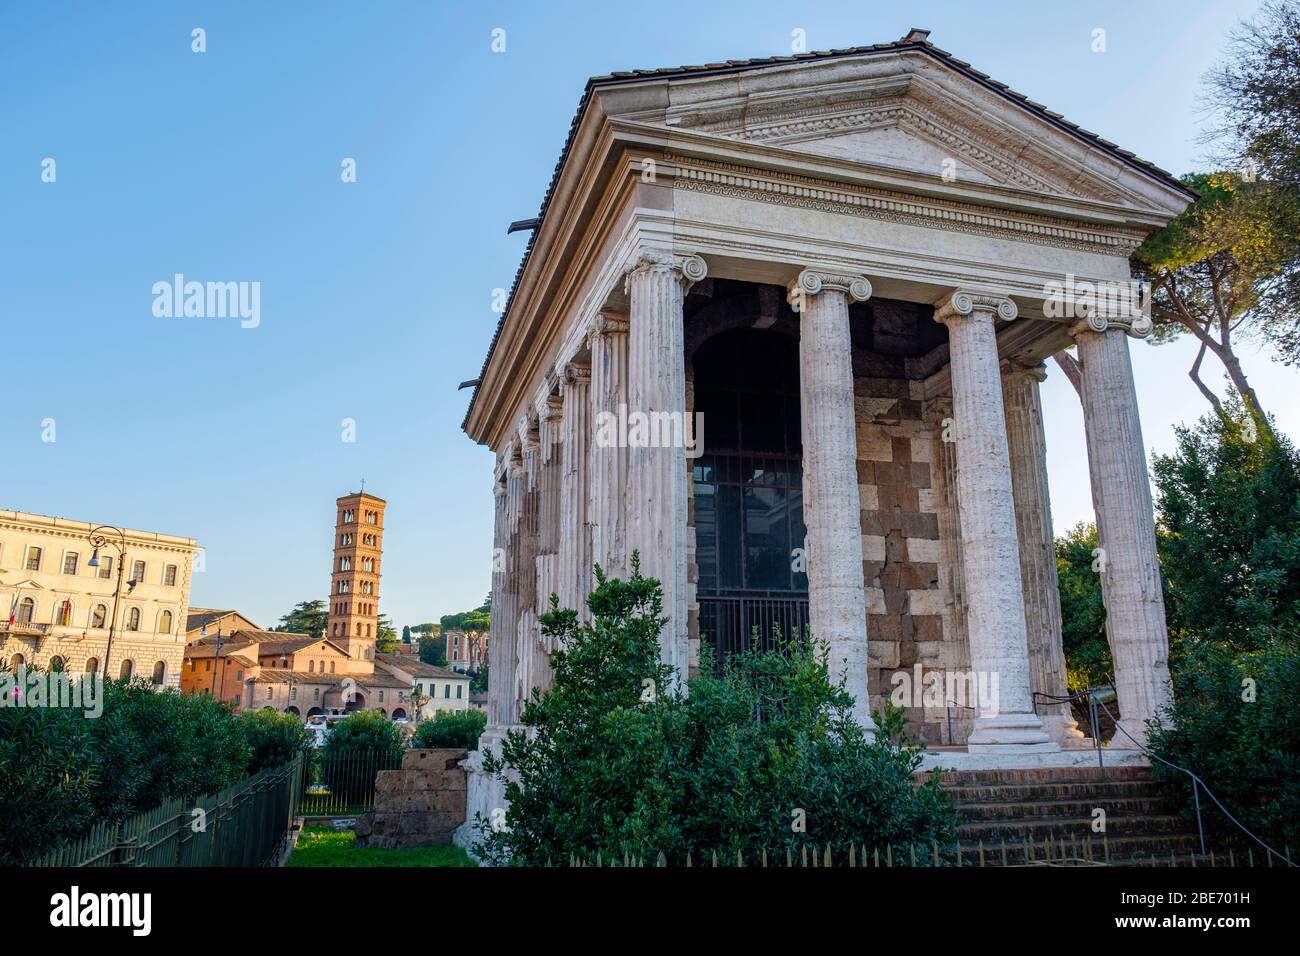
[
  {"left": 31, "top": 754, "right": 304, "bottom": 867},
  {"left": 298, "top": 751, "right": 403, "bottom": 816}
]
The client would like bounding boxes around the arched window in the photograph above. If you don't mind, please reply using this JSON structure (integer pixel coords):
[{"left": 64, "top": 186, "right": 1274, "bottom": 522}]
[
  {"left": 329, "top": 661, "right": 335, "bottom": 674},
  {"left": 158, "top": 610, "right": 173, "bottom": 634},
  {"left": 308, "top": 660, "right": 315, "bottom": 673},
  {"left": 119, "top": 659, "right": 134, "bottom": 681},
  {"left": 16, "top": 597, "right": 35, "bottom": 624},
  {"left": 355, "top": 622, "right": 362, "bottom": 636},
  {"left": 10, "top": 653, "right": 26, "bottom": 670},
  {"left": 151, "top": 661, "right": 166, "bottom": 685},
  {"left": 84, "top": 657, "right": 100, "bottom": 674},
  {"left": 127, "top": 607, "right": 141, "bottom": 631},
  {"left": 91, "top": 605, "right": 107, "bottom": 629},
  {"left": 48, "top": 655, "right": 66, "bottom": 672}
]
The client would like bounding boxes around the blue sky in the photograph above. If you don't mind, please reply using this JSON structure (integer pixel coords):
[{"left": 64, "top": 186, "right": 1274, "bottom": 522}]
[{"left": 2, "top": 0, "right": 1292, "bottom": 632}]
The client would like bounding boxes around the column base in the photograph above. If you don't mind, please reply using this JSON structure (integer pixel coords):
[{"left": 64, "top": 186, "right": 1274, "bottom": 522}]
[
  {"left": 1040, "top": 713, "right": 1087, "bottom": 747},
  {"left": 966, "top": 713, "right": 1060, "bottom": 753},
  {"left": 1109, "top": 718, "right": 1155, "bottom": 751}
]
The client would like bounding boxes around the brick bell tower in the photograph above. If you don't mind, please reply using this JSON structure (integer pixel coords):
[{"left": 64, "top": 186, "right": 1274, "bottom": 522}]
[{"left": 327, "top": 489, "right": 386, "bottom": 663}]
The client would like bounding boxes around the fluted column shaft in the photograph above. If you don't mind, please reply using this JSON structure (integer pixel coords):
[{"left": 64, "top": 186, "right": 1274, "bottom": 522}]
[
  {"left": 625, "top": 250, "right": 705, "bottom": 681},
  {"left": 788, "top": 270, "right": 875, "bottom": 733},
  {"left": 485, "top": 475, "right": 509, "bottom": 728},
  {"left": 1002, "top": 362, "right": 1080, "bottom": 744},
  {"left": 492, "top": 456, "right": 525, "bottom": 726},
  {"left": 589, "top": 313, "right": 628, "bottom": 581},
  {"left": 535, "top": 403, "right": 563, "bottom": 671},
  {"left": 1075, "top": 322, "right": 1172, "bottom": 748},
  {"left": 559, "top": 364, "right": 592, "bottom": 619},
  {"left": 515, "top": 434, "right": 543, "bottom": 712},
  {"left": 935, "top": 291, "right": 1054, "bottom": 752}
]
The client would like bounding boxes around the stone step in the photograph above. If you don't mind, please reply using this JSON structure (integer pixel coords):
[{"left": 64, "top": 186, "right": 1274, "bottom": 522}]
[
  {"left": 956, "top": 833, "right": 1204, "bottom": 866},
  {"left": 955, "top": 797, "right": 1175, "bottom": 822},
  {"left": 921, "top": 766, "right": 1152, "bottom": 787},
  {"left": 942, "top": 780, "right": 1165, "bottom": 803},
  {"left": 958, "top": 814, "right": 1191, "bottom": 843}
]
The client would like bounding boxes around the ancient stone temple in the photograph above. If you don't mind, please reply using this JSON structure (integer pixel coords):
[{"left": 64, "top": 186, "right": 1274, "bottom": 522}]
[{"left": 457, "top": 29, "right": 1192, "bottom": 835}]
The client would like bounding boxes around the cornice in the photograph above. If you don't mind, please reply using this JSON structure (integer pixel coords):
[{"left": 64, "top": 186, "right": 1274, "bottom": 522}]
[{"left": 666, "top": 153, "right": 1147, "bottom": 256}]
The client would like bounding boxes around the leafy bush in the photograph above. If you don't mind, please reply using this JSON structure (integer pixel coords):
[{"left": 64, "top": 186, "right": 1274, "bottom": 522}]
[
  {"left": 240, "top": 708, "right": 314, "bottom": 774},
  {"left": 320, "top": 709, "right": 405, "bottom": 805},
  {"left": 413, "top": 709, "right": 486, "bottom": 750},
  {"left": 474, "top": 558, "right": 953, "bottom": 866},
  {"left": 0, "top": 670, "right": 252, "bottom": 864},
  {"left": 1054, "top": 522, "right": 1113, "bottom": 691},
  {"left": 1147, "top": 641, "right": 1300, "bottom": 855}
]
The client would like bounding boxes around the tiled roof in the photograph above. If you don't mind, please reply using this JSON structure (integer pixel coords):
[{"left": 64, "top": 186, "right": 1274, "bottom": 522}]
[
  {"left": 184, "top": 638, "right": 256, "bottom": 659},
  {"left": 185, "top": 608, "right": 235, "bottom": 634},
  {"left": 462, "top": 29, "right": 1195, "bottom": 432},
  {"left": 376, "top": 653, "right": 467, "bottom": 680}
]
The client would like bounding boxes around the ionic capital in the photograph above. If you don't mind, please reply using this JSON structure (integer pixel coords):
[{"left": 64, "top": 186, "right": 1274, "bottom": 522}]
[
  {"left": 786, "top": 270, "right": 872, "bottom": 310},
  {"left": 1067, "top": 307, "right": 1154, "bottom": 341},
  {"left": 622, "top": 249, "right": 708, "bottom": 293},
  {"left": 933, "top": 290, "right": 1018, "bottom": 325},
  {"left": 1000, "top": 359, "right": 1048, "bottom": 384},
  {"left": 590, "top": 309, "right": 629, "bottom": 337}
]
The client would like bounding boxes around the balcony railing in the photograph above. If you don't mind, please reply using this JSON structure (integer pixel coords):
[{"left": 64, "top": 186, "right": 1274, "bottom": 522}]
[{"left": 0, "top": 621, "right": 51, "bottom": 637}]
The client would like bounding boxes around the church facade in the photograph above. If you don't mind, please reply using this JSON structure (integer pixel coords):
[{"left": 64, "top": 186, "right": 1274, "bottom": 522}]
[{"left": 459, "top": 29, "right": 1193, "bottom": 830}]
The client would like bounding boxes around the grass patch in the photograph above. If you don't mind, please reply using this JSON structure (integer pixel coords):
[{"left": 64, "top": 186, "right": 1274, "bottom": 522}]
[{"left": 287, "top": 825, "right": 475, "bottom": 867}]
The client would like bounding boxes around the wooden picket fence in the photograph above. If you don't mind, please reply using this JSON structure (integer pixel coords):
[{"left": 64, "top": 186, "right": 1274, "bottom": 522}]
[{"left": 29, "top": 754, "right": 303, "bottom": 867}]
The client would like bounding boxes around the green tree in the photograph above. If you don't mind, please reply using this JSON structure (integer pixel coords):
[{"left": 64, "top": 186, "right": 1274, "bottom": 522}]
[
  {"left": 240, "top": 709, "right": 314, "bottom": 774},
  {"left": 419, "top": 635, "right": 448, "bottom": 667},
  {"left": 1133, "top": 171, "right": 1299, "bottom": 429},
  {"left": 401, "top": 625, "right": 411, "bottom": 644},
  {"left": 1055, "top": 522, "right": 1112, "bottom": 691},
  {"left": 414, "top": 710, "right": 487, "bottom": 750},
  {"left": 475, "top": 558, "right": 952, "bottom": 866},
  {"left": 1153, "top": 396, "right": 1300, "bottom": 652},
  {"left": 375, "top": 614, "right": 398, "bottom": 654},
  {"left": 274, "top": 600, "right": 328, "bottom": 637}
]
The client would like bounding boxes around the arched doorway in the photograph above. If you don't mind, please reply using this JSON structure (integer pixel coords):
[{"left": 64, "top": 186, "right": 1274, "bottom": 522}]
[
  {"left": 306, "top": 706, "right": 324, "bottom": 718},
  {"left": 285, "top": 706, "right": 300, "bottom": 717},
  {"left": 390, "top": 707, "right": 407, "bottom": 721},
  {"left": 344, "top": 692, "right": 366, "bottom": 713},
  {"left": 691, "top": 327, "right": 810, "bottom": 665}
]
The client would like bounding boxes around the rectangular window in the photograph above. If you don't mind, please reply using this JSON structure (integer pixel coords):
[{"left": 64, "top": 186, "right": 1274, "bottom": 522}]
[
  {"left": 290, "top": 685, "right": 297, "bottom": 700},
  {"left": 266, "top": 687, "right": 273, "bottom": 700},
  {"left": 132, "top": 560, "right": 146, "bottom": 583},
  {"left": 456, "top": 684, "right": 463, "bottom": 699},
  {"left": 444, "top": 684, "right": 450, "bottom": 699},
  {"left": 164, "top": 564, "right": 177, "bottom": 586},
  {"left": 62, "top": 552, "right": 79, "bottom": 575},
  {"left": 98, "top": 556, "right": 113, "bottom": 580},
  {"left": 378, "top": 691, "right": 385, "bottom": 703},
  {"left": 25, "top": 547, "right": 41, "bottom": 571}
]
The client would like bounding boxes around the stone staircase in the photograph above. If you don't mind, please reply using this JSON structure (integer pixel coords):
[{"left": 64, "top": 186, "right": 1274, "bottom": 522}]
[{"left": 925, "top": 766, "right": 1209, "bottom": 866}]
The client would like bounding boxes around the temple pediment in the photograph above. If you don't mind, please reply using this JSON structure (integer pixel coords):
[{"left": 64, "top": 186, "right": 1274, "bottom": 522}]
[{"left": 608, "top": 51, "right": 1185, "bottom": 212}]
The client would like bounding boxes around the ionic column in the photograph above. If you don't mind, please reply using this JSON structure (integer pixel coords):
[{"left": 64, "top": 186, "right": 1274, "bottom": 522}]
[
  {"left": 558, "top": 362, "right": 592, "bottom": 619},
  {"left": 494, "top": 449, "right": 526, "bottom": 726},
  {"left": 515, "top": 426, "right": 543, "bottom": 714},
  {"left": 1001, "top": 361, "right": 1082, "bottom": 745},
  {"left": 589, "top": 311, "right": 629, "bottom": 580},
  {"left": 787, "top": 269, "right": 875, "bottom": 734},
  {"left": 933, "top": 291, "right": 1055, "bottom": 752},
  {"left": 485, "top": 468, "right": 509, "bottom": 729},
  {"left": 535, "top": 397, "right": 564, "bottom": 674},
  {"left": 1073, "top": 312, "right": 1172, "bottom": 748},
  {"left": 625, "top": 250, "right": 706, "bottom": 681}
]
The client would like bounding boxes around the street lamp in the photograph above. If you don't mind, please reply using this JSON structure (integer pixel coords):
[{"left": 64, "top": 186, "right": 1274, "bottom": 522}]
[{"left": 86, "top": 525, "right": 129, "bottom": 680}]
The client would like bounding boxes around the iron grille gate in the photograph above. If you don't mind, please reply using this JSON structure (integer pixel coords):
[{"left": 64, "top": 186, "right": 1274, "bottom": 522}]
[{"left": 698, "top": 594, "right": 810, "bottom": 669}]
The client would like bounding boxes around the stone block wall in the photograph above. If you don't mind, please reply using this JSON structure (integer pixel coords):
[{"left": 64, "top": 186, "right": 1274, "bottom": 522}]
[
  {"left": 354, "top": 748, "right": 467, "bottom": 849},
  {"left": 853, "top": 304, "right": 970, "bottom": 745}
]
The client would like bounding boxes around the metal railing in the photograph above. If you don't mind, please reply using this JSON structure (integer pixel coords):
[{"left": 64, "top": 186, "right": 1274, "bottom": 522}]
[
  {"left": 1033, "top": 687, "right": 1294, "bottom": 867},
  {"left": 30, "top": 754, "right": 303, "bottom": 867},
  {"left": 299, "top": 751, "right": 403, "bottom": 816},
  {"left": 698, "top": 595, "right": 810, "bottom": 670}
]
